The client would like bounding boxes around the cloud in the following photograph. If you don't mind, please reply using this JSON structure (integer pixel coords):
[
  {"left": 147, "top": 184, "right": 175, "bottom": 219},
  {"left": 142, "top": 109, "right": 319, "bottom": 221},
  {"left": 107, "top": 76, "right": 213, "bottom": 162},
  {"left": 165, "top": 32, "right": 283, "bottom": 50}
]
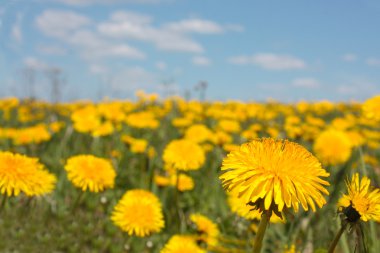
[
  {"left": 342, "top": 53, "right": 357, "bottom": 62},
  {"left": 36, "top": 9, "right": 91, "bottom": 39},
  {"left": 36, "top": 10, "right": 145, "bottom": 60},
  {"left": 23, "top": 57, "right": 48, "bottom": 70},
  {"left": 110, "top": 66, "right": 157, "bottom": 93},
  {"left": 98, "top": 12, "right": 204, "bottom": 53},
  {"left": 229, "top": 53, "right": 306, "bottom": 70},
  {"left": 11, "top": 12, "right": 23, "bottom": 43},
  {"left": 37, "top": 45, "right": 67, "bottom": 55},
  {"left": 155, "top": 61, "right": 167, "bottom": 70},
  {"left": 89, "top": 64, "right": 108, "bottom": 74},
  {"left": 292, "top": 78, "right": 320, "bottom": 88},
  {"left": 54, "top": 0, "right": 161, "bottom": 6},
  {"left": 98, "top": 11, "right": 242, "bottom": 53},
  {"left": 366, "top": 57, "right": 380, "bottom": 66},
  {"left": 164, "top": 18, "right": 224, "bottom": 34},
  {"left": 192, "top": 56, "right": 211, "bottom": 66}
]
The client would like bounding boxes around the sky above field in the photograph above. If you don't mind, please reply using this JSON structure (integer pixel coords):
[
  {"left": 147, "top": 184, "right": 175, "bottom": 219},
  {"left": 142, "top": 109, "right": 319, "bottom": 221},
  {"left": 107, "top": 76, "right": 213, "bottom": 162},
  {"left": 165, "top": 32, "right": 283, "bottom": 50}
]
[{"left": 1, "top": 0, "right": 380, "bottom": 102}]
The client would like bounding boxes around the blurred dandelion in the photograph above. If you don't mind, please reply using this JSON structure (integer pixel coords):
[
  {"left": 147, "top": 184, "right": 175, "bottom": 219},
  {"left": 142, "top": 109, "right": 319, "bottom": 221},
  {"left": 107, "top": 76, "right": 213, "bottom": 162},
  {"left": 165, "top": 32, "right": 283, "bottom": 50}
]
[
  {"left": 111, "top": 189, "right": 164, "bottom": 237},
  {"left": 64, "top": 155, "right": 116, "bottom": 192},
  {"left": 163, "top": 139, "right": 205, "bottom": 171},
  {"left": 313, "top": 129, "right": 353, "bottom": 166},
  {"left": 0, "top": 151, "right": 56, "bottom": 197},
  {"left": 160, "top": 235, "right": 205, "bottom": 253},
  {"left": 190, "top": 213, "right": 220, "bottom": 247}
]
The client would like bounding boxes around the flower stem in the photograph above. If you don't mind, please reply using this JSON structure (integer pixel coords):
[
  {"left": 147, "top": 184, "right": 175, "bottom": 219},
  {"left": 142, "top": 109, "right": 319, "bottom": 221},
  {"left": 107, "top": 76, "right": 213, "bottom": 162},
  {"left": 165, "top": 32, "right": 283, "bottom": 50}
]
[
  {"left": 0, "top": 194, "right": 8, "bottom": 213},
  {"left": 253, "top": 210, "right": 270, "bottom": 253},
  {"left": 328, "top": 222, "right": 347, "bottom": 253}
]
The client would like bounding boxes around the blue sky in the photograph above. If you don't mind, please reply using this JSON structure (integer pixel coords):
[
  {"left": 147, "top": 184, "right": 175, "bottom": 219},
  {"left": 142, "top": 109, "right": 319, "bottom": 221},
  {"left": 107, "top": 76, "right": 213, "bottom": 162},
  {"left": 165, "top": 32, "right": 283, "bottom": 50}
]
[{"left": 1, "top": 0, "right": 380, "bottom": 102}]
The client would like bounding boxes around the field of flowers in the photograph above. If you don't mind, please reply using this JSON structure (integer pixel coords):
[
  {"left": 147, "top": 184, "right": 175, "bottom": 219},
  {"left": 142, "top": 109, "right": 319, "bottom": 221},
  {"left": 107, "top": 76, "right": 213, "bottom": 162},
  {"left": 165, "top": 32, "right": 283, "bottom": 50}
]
[{"left": 0, "top": 92, "right": 379, "bottom": 253}]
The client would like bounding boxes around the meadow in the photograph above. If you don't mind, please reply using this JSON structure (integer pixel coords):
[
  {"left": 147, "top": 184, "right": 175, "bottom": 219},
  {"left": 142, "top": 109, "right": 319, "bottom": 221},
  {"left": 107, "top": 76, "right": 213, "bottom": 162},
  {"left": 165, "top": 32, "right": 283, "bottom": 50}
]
[{"left": 0, "top": 92, "right": 379, "bottom": 253}]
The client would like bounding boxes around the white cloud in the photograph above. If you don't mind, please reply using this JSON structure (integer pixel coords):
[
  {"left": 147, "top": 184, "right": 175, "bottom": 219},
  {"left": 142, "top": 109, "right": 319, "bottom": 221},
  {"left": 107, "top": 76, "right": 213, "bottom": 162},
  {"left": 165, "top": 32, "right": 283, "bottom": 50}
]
[
  {"left": 11, "top": 13, "right": 23, "bottom": 43},
  {"left": 229, "top": 53, "right": 306, "bottom": 70},
  {"left": 55, "top": 0, "right": 160, "bottom": 6},
  {"left": 164, "top": 19, "right": 224, "bottom": 34},
  {"left": 366, "top": 57, "right": 380, "bottom": 66},
  {"left": 36, "top": 10, "right": 145, "bottom": 60},
  {"left": 342, "top": 53, "right": 357, "bottom": 62},
  {"left": 192, "top": 56, "right": 211, "bottom": 66},
  {"left": 98, "top": 11, "right": 242, "bottom": 53},
  {"left": 155, "top": 61, "right": 167, "bottom": 70},
  {"left": 89, "top": 64, "right": 108, "bottom": 74},
  {"left": 23, "top": 57, "right": 48, "bottom": 70},
  {"left": 292, "top": 78, "right": 320, "bottom": 88},
  {"left": 98, "top": 13, "right": 204, "bottom": 53},
  {"left": 36, "top": 9, "right": 91, "bottom": 39},
  {"left": 111, "top": 66, "right": 157, "bottom": 93},
  {"left": 38, "top": 45, "right": 67, "bottom": 55}
]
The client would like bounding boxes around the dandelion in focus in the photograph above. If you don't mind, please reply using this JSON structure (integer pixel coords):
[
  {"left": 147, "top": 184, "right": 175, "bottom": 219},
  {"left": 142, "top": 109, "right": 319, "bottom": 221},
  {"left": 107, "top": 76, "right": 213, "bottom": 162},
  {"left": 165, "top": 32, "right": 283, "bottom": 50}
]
[
  {"left": 220, "top": 138, "right": 329, "bottom": 253},
  {"left": 329, "top": 173, "right": 380, "bottom": 253}
]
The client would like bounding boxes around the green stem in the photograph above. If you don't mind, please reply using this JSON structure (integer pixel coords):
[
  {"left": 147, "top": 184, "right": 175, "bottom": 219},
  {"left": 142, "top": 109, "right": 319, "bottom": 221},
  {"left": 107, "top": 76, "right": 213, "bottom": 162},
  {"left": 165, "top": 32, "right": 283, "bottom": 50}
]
[
  {"left": 71, "top": 191, "right": 85, "bottom": 213},
  {"left": 0, "top": 194, "right": 8, "bottom": 213},
  {"left": 328, "top": 222, "right": 348, "bottom": 253},
  {"left": 253, "top": 210, "right": 270, "bottom": 253}
]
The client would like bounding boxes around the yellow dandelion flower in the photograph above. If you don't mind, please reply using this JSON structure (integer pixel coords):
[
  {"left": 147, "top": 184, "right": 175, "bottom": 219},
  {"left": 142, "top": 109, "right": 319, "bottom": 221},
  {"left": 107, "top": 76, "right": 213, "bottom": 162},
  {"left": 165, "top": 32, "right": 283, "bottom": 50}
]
[
  {"left": 111, "top": 189, "right": 165, "bottom": 237},
  {"left": 64, "top": 155, "right": 116, "bottom": 192},
  {"left": 0, "top": 151, "right": 56, "bottom": 196},
  {"left": 163, "top": 139, "right": 205, "bottom": 171},
  {"left": 154, "top": 174, "right": 171, "bottom": 187},
  {"left": 283, "top": 244, "right": 300, "bottom": 253},
  {"left": 218, "top": 119, "right": 241, "bottom": 133},
  {"left": 338, "top": 173, "right": 380, "bottom": 222},
  {"left": 184, "top": 124, "right": 215, "bottom": 144},
  {"left": 227, "top": 192, "right": 284, "bottom": 222},
  {"left": 220, "top": 138, "right": 330, "bottom": 214},
  {"left": 362, "top": 95, "right": 380, "bottom": 121},
  {"left": 91, "top": 121, "right": 114, "bottom": 137},
  {"left": 190, "top": 213, "right": 220, "bottom": 246},
  {"left": 313, "top": 129, "right": 352, "bottom": 166},
  {"left": 125, "top": 111, "right": 159, "bottom": 129},
  {"left": 170, "top": 173, "right": 195, "bottom": 192},
  {"left": 161, "top": 235, "right": 205, "bottom": 253}
]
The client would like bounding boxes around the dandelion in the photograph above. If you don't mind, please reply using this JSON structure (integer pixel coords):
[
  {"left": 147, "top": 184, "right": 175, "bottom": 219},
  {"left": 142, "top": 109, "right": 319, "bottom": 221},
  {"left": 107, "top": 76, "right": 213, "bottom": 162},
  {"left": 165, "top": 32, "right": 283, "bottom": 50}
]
[
  {"left": 170, "top": 173, "right": 195, "bottom": 192},
  {"left": 329, "top": 173, "right": 380, "bottom": 253},
  {"left": 0, "top": 151, "right": 56, "bottom": 196},
  {"left": 338, "top": 173, "right": 380, "bottom": 222},
  {"left": 64, "top": 155, "right": 116, "bottom": 192},
  {"left": 111, "top": 189, "right": 164, "bottom": 237},
  {"left": 160, "top": 235, "right": 205, "bottom": 253},
  {"left": 190, "top": 213, "right": 220, "bottom": 247},
  {"left": 362, "top": 95, "right": 380, "bottom": 121},
  {"left": 163, "top": 139, "right": 205, "bottom": 171},
  {"left": 220, "top": 138, "right": 329, "bottom": 253},
  {"left": 313, "top": 129, "right": 353, "bottom": 166},
  {"left": 227, "top": 192, "right": 283, "bottom": 223}
]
